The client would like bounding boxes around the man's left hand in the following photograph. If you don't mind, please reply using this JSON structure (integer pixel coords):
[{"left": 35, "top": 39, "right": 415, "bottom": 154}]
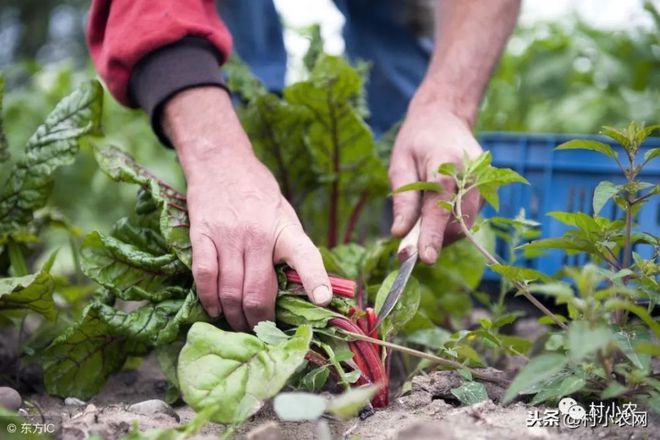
[{"left": 388, "top": 97, "right": 482, "bottom": 264}]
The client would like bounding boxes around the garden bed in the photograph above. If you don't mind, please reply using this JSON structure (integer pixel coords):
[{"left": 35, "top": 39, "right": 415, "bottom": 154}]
[{"left": 23, "top": 354, "right": 658, "bottom": 440}]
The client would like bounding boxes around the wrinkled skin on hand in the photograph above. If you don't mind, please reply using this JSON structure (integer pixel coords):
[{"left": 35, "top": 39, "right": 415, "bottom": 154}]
[
  {"left": 389, "top": 101, "right": 482, "bottom": 264},
  {"left": 164, "top": 87, "right": 332, "bottom": 331}
]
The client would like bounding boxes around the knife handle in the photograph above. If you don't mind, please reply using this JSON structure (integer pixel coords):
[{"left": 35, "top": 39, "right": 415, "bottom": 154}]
[{"left": 397, "top": 218, "right": 421, "bottom": 260}]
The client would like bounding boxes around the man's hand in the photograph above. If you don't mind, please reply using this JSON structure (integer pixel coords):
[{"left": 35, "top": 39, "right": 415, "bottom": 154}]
[
  {"left": 389, "top": 0, "right": 520, "bottom": 263},
  {"left": 389, "top": 96, "right": 482, "bottom": 265},
  {"left": 163, "top": 87, "right": 332, "bottom": 331}
]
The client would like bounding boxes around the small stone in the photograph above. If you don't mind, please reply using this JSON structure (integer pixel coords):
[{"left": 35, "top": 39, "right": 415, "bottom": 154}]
[
  {"left": 127, "top": 399, "right": 180, "bottom": 422},
  {"left": 0, "top": 386, "right": 22, "bottom": 410},
  {"left": 246, "top": 421, "right": 281, "bottom": 440},
  {"left": 398, "top": 391, "right": 433, "bottom": 410},
  {"left": 64, "top": 397, "right": 87, "bottom": 406}
]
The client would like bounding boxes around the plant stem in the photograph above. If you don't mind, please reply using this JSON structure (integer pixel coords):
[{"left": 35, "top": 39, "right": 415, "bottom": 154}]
[
  {"left": 327, "top": 90, "right": 340, "bottom": 248},
  {"left": 338, "top": 330, "right": 511, "bottom": 387},
  {"left": 454, "top": 191, "right": 568, "bottom": 330},
  {"left": 622, "top": 199, "right": 633, "bottom": 270},
  {"left": 343, "top": 190, "right": 369, "bottom": 244}
]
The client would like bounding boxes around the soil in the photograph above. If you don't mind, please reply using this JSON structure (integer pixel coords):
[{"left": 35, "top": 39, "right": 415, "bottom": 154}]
[{"left": 17, "top": 355, "right": 658, "bottom": 440}]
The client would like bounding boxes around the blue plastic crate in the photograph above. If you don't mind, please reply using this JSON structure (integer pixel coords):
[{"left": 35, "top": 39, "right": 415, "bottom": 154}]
[{"left": 478, "top": 132, "right": 660, "bottom": 280}]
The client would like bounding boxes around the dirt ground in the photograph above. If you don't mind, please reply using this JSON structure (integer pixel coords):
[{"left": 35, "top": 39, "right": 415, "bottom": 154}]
[{"left": 17, "top": 354, "right": 657, "bottom": 440}]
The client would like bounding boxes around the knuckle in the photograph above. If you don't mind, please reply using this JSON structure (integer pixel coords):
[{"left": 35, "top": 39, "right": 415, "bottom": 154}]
[
  {"left": 219, "top": 288, "right": 242, "bottom": 307},
  {"left": 192, "top": 264, "right": 216, "bottom": 283},
  {"left": 243, "top": 295, "right": 270, "bottom": 314},
  {"left": 422, "top": 230, "right": 444, "bottom": 247}
]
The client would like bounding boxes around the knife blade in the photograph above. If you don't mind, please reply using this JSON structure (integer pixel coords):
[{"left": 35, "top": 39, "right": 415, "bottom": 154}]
[{"left": 372, "top": 219, "right": 421, "bottom": 331}]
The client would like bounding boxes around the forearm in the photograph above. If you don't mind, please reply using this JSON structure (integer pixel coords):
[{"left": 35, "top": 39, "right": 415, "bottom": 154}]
[
  {"left": 162, "top": 87, "right": 254, "bottom": 180},
  {"left": 415, "top": 0, "right": 521, "bottom": 126}
]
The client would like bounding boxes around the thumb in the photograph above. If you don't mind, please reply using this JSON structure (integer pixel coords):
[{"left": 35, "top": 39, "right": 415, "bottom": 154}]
[
  {"left": 388, "top": 153, "right": 421, "bottom": 237},
  {"left": 274, "top": 224, "right": 332, "bottom": 306}
]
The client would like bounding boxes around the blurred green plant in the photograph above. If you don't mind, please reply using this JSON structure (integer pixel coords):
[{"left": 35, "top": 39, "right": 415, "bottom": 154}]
[{"left": 479, "top": 1, "right": 660, "bottom": 133}]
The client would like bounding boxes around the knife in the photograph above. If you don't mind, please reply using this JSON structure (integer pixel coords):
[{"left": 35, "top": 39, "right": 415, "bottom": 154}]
[{"left": 371, "top": 219, "right": 421, "bottom": 330}]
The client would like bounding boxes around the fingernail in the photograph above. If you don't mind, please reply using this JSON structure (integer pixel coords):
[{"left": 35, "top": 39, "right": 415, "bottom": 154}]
[
  {"left": 392, "top": 215, "right": 404, "bottom": 231},
  {"left": 424, "top": 246, "right": 438, "bottom": 263},
  {"left": 312, "top": 285, "right": 332, "bottom": 305},
  {"left": 208, "top": 307, "right": 219, "bottom": 318}
]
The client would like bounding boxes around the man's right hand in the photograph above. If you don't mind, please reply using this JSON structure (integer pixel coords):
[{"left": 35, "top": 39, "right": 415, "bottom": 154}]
[{"left": 162, "top": 87, "right": 332, "bottom": 332}]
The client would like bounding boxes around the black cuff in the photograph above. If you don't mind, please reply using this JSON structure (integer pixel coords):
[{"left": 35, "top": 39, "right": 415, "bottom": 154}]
[{"left": 129, "top": 36, "right": 229, "bottom": 147}]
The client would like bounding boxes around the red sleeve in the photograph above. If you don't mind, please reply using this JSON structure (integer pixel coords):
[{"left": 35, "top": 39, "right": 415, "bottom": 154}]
[{"left": 87, "top": 0, "right": 233, "bottom": 107}]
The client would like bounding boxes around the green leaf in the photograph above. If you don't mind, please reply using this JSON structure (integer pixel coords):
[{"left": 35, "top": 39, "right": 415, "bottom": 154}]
[
  {"left": 475, "top": 167, "right": 528, "bottom": 188},
  {"left": 405, "top": 327, "right": 451, "bottom": 350},
  {"left": 224, "top": 55, "right": 268, "bottom": 101},
  {"left": 42, "top": 301, "right": 184, "bottom": 399},
  {"left": 556, "top": 375, "right": 586, "bottom": 397},
  {"left": 392, "top": 181, "right": 443, "bottom": 194},
  {"left": 437, "top": 200, "right": 454, "bottom": 211},
  {"left": 273, "top": 392, "right": 327, "bottom": 421},
  {"left": 302, "top": 24, "right": 324, "bottom": 72},
  {"left": 567, "top": 321, "right": 613, "bottom": 363},
  {"left": 0, "top": 80, "right": 103, "bottom": 240},
  {"left": 614, "top": 329, "right": 650, "bottom": 372},
  {"left": 283, "top": 55, "right": 388, "bottom": 243},
  {"left": 156, "top": 339, "right": 186, "bottom": 392},
  {"left": 592, "top": 181, "right": 620, "bottom": 216},
  {"left": 0, "top": 270, "right": 57, "bottom": 320},
  {"left": 600, "top": 382, "right": 627, "bottom": 400},
  {"left": 437, "top": 162, "right": 457, "bottom": 176},
  {"left": 477, "top": 183, "right": 500, "bottom": 211},
  {"left": 80, "top": 231, "right": 190, "bottom": 302},
  {"left": 605, "top": 300, "right": 660, "bottom": 338},
  {"left": 503, "top": 353, "right": 567, "bottom": 403},
  {"left": 374, "top": 272, "right": 421, "bottom": 339},
  {"left": 254, "top": 321, "right": 289, "bottom": 345},
  {"left": 643, "top": 147, "right": 660, "bottom": 164},
  {"left": 300, "top": 366, "right": 330, "bottom": 392},
  {"left": 451, "top": 381, "right": 489, "bottom": 406},
  {"left": 599, "top": 126, "right": 629, "bottom": 147},
  {"left": 94, "top": 145, "right": 192, "bottom": 267},
  {"left": 556, "top": 139, "right": 618, "bottom": 161},
  {"left": 490, "top": 264, "right": 551, "bottom": 283},
  {"left": 238, "top": 92, "right": 319, "bottom": 208},
  {"left": 326, "top": 385, "right": 379, "bottom": 419},
  {"left": 276, "top": 294, "right": 340, "bottom": 328},
  {"left": 178, "top": 322, "right": 312, "bottom": 424}
]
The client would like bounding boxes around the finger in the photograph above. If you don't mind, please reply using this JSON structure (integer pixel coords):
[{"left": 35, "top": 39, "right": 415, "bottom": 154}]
[
  {"left": 418, "top": 175, "right": 456, "bottom": 264},
  {"left": 218, "top": 248, "right": 248, "bottom": 331},
  {"left": 388, "top": 152, "right": 421, "bottom": 237},
  {"left": 243, "top": 246, "right": 277, "bottom": 331},
  {"left": 274, "top": 225, "right": 332, "bottom": 306},
  {"left": 191, "top": 234, "right": 220, "bottom": 317}
]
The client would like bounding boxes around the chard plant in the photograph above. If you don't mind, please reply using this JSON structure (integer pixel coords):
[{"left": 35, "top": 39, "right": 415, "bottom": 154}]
[{"left": 0, "top": 78, "right": 102, "bottom": 332}]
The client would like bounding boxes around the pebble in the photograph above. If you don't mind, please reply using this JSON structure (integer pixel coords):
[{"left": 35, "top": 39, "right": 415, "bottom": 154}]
[
  {"left": 127, "top": 399, "right": 180, "bottom": 422},
  {"left": 0, "top": 386, "right": 22, "bottom": 410},
  {"left": 64, "top": 397, "right": 87, "bottom": 406},
  {"left": 246, "top": 421, "right": 281, "bottom": 440}
]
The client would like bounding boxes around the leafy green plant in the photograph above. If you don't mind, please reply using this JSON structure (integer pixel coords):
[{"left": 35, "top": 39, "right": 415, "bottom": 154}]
[
  {"left": 398, "top": 122, "right": 659, "bottom": 410},
  {"left": 0, "top": 78, "right": 102, "bottom": 326},
  {"left": 33, "top": 53, "right": 498, "bottom": 435},
  {"left": 479, "top": 1, "right": 660, "bottom": 133}
]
